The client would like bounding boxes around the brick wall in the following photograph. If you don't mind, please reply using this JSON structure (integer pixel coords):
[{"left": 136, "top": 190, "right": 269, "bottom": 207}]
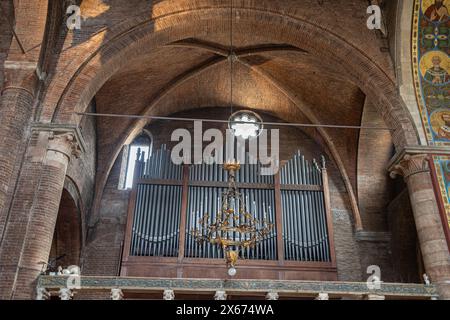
[
  {"left": 82, "top": 148, "right": 129, "bottom": 276},
  {"left": 0, "top": 0, "right": 13, "bottom": 92},
  {"left": 388, "top": 189, "right": 421, "bottom": 283},
  {"left": 357, "top": 99, "right": 395, "bottom": 231},
  {"left": 66, "top": 100, "right": 97, "bottom": 243},
  {"left": 81, "top": 107, "right": 401, "bottom": 282}
]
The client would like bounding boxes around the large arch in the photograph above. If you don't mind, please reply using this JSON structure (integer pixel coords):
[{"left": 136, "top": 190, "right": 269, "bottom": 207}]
[
  {"left": 38, "top": 6, "right": 420, "bottom": 230},
  {"left": 49, "top": 187, "right": 82, "bottom": 269},
  {"left": 42, "top": 8, "right": 418, "bottom": 143}
]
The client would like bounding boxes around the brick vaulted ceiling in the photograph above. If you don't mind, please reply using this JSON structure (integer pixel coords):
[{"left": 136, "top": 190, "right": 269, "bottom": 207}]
[
  {"left": 59, "top": 0, "right": 396, "bottom": 218},
  {"left": 95, "top": 40, "right": 366, "bottom": 186},
  {"left": 97, "top": 54, "right": 366, "bottom": 187}
]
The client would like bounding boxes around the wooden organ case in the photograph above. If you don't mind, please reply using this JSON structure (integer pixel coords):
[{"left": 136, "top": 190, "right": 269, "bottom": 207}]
[{"left": 121, "top": 147, "right": 337, "bottom": 280}]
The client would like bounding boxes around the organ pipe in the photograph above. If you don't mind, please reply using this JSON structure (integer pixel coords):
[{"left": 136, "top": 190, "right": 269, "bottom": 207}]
[{"left": 129, "top": 146, "right": 330, "bottom": 263}]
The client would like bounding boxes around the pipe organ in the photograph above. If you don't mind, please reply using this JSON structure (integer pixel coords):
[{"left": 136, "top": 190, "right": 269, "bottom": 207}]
[
  {"left": 280, "top": 152, "right": 331, "bottom": 262},
  {"left": 130, "top": 147, "right": 183, "bottom": 257},
  {"left": 186, "top": 155, "right": 278, "bottom": 261},
  {"left": 122, "top": 146, "right": 336, "bottom": 280}
]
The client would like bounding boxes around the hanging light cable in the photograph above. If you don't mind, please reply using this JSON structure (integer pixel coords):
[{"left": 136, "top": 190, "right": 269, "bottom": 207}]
[
  {"left": 229, "top": 0, "right": 234, "bottom": 118},
  {"left": 227, "top": 0, "right": 264, "bottom": 140}
]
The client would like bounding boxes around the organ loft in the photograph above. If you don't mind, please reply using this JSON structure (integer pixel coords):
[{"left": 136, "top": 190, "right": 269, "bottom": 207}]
[{"left": 0, "top": 0, "right": 449, "bottom": 301}]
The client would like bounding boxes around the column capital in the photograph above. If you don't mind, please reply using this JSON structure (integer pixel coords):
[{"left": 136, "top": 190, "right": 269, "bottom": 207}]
[
  {"left": 1, "top": 61, "right": 39, "bottom": 96},
  {"left": 31, "top": 123, "right": 86, "bottom": 160},
  {"left": 48, "top": 132, "right": 82, "bottom": 160},
  {"left": 389, "top": 153, "right": 430, "bottom": 180}
]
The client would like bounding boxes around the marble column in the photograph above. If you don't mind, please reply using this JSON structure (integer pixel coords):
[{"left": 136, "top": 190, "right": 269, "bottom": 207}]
[{"left": 390, "top": 154, "right": 450, "bottom": 299}]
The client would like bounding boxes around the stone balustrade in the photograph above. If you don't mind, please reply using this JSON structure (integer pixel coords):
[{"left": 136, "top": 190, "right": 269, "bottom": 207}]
[{"left": 36, "top": 275, "right": 438, "bottom": 300}]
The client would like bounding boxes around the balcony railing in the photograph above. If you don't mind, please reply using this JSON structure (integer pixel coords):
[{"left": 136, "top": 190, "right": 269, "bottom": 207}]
[{"left": 36, "top": 275, "right": 438, "bottom": 300}]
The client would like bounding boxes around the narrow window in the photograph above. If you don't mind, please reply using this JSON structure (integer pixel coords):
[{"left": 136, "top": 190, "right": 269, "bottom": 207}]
[{"left": 119, "top": 131, "right": 153, "bottom": 190}]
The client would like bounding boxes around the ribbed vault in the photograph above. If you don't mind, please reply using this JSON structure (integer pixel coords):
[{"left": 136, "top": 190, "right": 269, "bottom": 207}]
[{"left": 35, "top": 1, "right": 418, "bottom": 229}]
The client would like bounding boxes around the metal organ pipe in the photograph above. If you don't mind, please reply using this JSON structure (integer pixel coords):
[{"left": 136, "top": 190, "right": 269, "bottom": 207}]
[
  {"left": 312, "top": 160, "right": 321, "bottom": 261},
  {"left": 315, "top": 163, "right": 326, "bottom": 261},
  {"left": 131, "top": 148, "right": 340, "bottom": 264}
]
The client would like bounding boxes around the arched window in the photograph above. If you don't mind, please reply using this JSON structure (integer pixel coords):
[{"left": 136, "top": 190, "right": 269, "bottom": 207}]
[{"left": 119, "top": 130, "right": 153, "bottom": 190}]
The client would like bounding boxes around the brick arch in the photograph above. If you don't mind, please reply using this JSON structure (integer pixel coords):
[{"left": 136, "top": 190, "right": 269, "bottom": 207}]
[
  {"left": 42, "top": 7, "right": 418, "bottom": 148},
  {"left": 49, "top": 186, "right": 82, "bottom": 268},
  {"left": 40, "top": 7, "right": 420, "bottom": 230}
]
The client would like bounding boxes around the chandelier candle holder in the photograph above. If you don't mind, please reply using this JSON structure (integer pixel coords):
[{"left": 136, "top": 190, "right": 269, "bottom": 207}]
[{"left": 191, "top": 161, "right": 274, "bottom": 276}]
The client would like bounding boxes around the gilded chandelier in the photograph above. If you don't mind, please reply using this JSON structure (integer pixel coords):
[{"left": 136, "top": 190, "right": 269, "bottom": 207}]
[{"left": 192, "top": 162, "right": 274, "bottom": 276}]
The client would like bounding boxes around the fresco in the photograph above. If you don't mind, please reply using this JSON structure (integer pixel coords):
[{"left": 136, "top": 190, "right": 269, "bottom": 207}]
[
  {"left": 413, "top": 0, "right": 450, "bottom": 144},
  {"left": 413, "top": 0, "right": 450, "bottom": 230},
  {"left": 433, "top": 156, "right": 450, "bottom": 229}
]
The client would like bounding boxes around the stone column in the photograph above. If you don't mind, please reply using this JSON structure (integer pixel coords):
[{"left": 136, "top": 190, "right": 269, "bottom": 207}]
[
  {"left": 0, "top": 126, "right": 84, "bottom": 299},
  {"left": 390, "top": 154, "right": 450, "bottom": 299}
]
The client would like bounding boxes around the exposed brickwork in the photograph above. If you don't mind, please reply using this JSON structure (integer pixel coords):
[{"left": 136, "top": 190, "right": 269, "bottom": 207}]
[
  {"left": 332, "top": 209, "right": 363, "bottom": 281},
  {"left": 82, "top": 108, "right": 396, "bottom": 282},
  {"left": 49, "top": 190, "right": 82, "bottom": 268},
  {"left": 82, "top": 149, "right": 129, "bottom": 276},
  {"left": 388, "top": 189, "right": 421, "bottom": 283},
  {"left": 0, "top": 0, "right": 13, "bottom": 92},
  {"left": 391, "top": 154, "right": 450, "bottom": 298},
  {"left": 357, "top": 99, "right": 394, "bottom": 231},
  {"left": 0, "top": 130, "right": 78, "bottom": 299},
  {"left": 0, "top": 0, "right": 445, "bottom": 300}
]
